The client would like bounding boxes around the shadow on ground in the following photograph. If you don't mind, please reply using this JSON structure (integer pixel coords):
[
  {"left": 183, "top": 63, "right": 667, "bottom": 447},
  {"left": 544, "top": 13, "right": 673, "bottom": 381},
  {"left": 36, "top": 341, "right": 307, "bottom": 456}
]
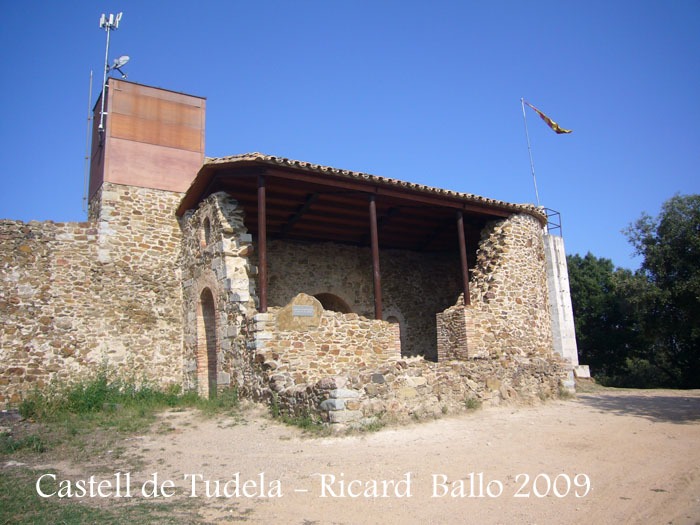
[{"left": 577, "top": 392, "right": 700, "bottom": 424}]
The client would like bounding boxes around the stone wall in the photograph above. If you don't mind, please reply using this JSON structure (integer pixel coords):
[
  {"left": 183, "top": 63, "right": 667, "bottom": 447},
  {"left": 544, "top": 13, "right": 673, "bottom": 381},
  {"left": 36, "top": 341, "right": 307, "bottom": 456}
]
[
  {"left": 249, "top": 295, "right": 567, "bottom": 429},
  {"left": 266, "top": 240, "right": 461, "bottom": 359},
  {"left": 436, "top": 300, "right": 475, "bottom": 360},
  {"left": 252, "top": 293, "right": 401, "bottom": 393},
  {"left": 1, "top": 177, "right": 568, "bottom": 426},
  {"left": 252, "top": 302, "right": 568, "bottom": 428},
  {"left": 461, "top": 213, "right": 554, "bottom": 358},
  {"left": 178, "top": 192, "right": 260, "bottom": 398},
  {"left": 330, "top": 354, "right": 568, "bottom": 426},
  {"left": 0, "top": 182, "right": 184, "bottom": 404},
  {"left": 177, "top": 200, "right": 567, "bottom": 426}
]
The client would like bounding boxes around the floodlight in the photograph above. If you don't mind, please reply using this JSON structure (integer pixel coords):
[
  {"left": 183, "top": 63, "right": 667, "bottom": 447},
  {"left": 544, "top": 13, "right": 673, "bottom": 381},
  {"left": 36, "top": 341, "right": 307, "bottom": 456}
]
[
  {"left": 110, "top": 55, "right": 130, "bottom": 78},
  {"left": 112, "top": 55, "right": 130, "bottom": 69}
]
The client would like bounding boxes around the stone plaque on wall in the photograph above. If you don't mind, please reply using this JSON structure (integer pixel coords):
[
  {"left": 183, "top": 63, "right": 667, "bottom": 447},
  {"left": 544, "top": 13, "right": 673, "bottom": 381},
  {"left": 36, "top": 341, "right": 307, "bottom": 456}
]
[{"left": 277, "top": 293, "right": 323, "bottom": 330}]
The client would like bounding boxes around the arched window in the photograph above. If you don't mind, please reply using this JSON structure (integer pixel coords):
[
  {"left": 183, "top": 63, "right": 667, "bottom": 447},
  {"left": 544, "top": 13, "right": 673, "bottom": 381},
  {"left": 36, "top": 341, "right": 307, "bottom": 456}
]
[
  {"left": 314, "top": 293, "right": 352, "bottom": 314},
  {"left": 196, "top": 288, "right": 217, "bottom": 398},
  {"left": 201, "top": 217, "right": 212, "bottom": 248}
]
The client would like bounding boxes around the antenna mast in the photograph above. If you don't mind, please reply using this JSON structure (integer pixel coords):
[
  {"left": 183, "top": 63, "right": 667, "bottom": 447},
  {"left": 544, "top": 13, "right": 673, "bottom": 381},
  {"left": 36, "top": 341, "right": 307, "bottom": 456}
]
[
  {"left": 97, "top": 12, "right": 123, "bottom": 134},
  {"left": 82, "top": 70, "right": 94, "bottom": 213}
]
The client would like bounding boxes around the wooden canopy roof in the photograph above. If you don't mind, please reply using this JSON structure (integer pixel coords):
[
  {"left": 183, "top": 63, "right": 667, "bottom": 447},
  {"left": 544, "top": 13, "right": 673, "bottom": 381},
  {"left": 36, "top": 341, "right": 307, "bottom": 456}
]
[{"left": 176, "top": 153, "right": 545, "bottom": 253}]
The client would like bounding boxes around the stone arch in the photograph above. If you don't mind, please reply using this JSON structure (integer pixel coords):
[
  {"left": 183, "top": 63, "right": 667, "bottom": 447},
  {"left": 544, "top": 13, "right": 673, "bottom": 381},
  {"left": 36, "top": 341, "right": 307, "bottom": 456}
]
[
  {"left": 313, "top": 293, "right": 352, "bottom": 313},
  {"left": 196, "top": 287, "right": 218, "bottom": 398}
]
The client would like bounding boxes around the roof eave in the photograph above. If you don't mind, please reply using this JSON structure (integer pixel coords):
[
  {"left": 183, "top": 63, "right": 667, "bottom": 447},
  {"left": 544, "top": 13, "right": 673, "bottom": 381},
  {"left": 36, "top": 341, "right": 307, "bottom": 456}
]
[{"left": 177, "top": 153, "right": 547, "bottom": 225}]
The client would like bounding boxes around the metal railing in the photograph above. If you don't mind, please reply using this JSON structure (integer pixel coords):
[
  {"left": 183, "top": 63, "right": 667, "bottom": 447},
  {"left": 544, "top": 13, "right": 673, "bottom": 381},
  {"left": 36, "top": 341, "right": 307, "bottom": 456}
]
[{"left": 544, "top": 208, "right": 562, "bottom": 236}]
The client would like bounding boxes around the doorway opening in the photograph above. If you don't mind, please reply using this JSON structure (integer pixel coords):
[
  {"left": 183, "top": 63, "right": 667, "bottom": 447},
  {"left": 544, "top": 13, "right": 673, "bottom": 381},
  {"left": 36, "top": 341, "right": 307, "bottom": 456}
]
[{"left": 196, "top": 288, "right": 217, "bottom": 398}]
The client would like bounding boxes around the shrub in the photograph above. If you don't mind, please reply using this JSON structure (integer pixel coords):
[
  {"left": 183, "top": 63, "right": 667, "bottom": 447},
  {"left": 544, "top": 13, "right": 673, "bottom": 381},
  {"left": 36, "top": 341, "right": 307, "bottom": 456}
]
[{"left": 465, "top": 396, "right": 482, "bottom": 410}]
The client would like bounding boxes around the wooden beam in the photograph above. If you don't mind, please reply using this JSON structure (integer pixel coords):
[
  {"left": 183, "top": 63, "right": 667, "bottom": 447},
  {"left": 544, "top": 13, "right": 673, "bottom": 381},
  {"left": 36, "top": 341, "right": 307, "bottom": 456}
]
[
  {"left": 258, "top": 175, "right": 268, "bottom": 313},
  {"left": 278, "top": 192, "right": 319, "bottom": 238},
  {"left": 418, "top": 216, "right": 455, "bottom": 251},
  {"left": 263, "top": 168, "right": 512, "bottom": 217},
  {"left": 369, "top": 195, "right": 383, "bottom": 320}
]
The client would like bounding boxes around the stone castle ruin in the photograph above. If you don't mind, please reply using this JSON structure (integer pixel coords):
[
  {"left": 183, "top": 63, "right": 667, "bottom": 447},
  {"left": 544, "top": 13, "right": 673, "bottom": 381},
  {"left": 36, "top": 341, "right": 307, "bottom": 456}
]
[{"left": 0, "top": 79, "right": 585, "bottom": 426}]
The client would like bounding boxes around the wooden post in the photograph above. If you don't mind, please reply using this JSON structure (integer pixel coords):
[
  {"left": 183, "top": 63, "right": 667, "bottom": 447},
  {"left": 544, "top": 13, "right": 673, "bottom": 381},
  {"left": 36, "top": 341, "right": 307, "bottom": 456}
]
[
  {"left": 369, "top": 195, "right": 383, "bottom": 319},
  {"left": 258, "top": 175, "right": 268, "bottom": 313},
  {"left": 456, "top": 211, "right": 471, "bottom": 306}
]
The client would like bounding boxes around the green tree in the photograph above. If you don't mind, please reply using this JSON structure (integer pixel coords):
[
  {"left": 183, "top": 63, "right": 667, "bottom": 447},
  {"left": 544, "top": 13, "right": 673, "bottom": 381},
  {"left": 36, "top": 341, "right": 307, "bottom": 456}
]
[
  {"left": 567, "top": 253, "right": 645, "bottom": 382},
  {"left": 624, "top": 194, "right": 700, "bottom": 388}
]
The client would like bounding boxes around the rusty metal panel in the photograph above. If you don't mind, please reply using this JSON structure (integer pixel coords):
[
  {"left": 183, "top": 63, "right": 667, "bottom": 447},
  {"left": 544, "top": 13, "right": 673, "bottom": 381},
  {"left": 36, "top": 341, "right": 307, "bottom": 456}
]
[
  {"left": 110, "top": 113, "right": 203, "bottom": 152},
  {"left": 107, "top": 138, "right": 203, "bottom": 193},
  {"left": 111, "top": 91, "right": 204, "bottom": 129},
  {"left": 111, "top": 79, "right": 204, "bottom": 107},
  {"left": 88, "top": 78, "right": 206, "bottom": 196}
]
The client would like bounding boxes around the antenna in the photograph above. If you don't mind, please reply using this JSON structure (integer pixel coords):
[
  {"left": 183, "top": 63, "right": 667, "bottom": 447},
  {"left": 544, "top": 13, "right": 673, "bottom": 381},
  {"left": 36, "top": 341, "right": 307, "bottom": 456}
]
[{"left": 97, "top": 12, "right": 129, "bottom": 134}]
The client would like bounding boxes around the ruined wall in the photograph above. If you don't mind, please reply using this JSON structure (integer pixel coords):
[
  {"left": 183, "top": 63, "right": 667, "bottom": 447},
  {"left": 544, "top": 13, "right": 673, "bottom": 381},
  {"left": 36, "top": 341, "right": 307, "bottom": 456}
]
[
  {"left": 458, "top": 213, "right": 554, "bottom": 358},
  {"left": 249, "top": 293, "right": 567, "bottom": 429},
  {"left": 252, "top": 298, "right": 568, "bottom": 427},
  {"left": 266, "top": 241, "right": 461, "bottom": 359},
  {"left": 263, "top": 353, "right": 568, "bottom": 429},
  {"left": 436, "top": 300, "right": 474, "bottom": 360},
  {"left": 1, "top": 176, "right": 564, "bottom": 423},
  {"left": 252, "top": 293, "right": 401, "bottom": 394},
  {"left": 0, "top": 182, "right": 184, "bottom": 404},
  {"left": 176, "top": 203, "right": 565, "bottom": 426},
  {"left": 178, "top": 192, "right": 259, "bottom": 397}
]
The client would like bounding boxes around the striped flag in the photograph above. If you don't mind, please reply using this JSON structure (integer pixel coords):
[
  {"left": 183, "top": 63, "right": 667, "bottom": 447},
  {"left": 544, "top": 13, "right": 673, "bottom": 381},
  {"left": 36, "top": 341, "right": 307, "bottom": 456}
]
[{"left": 525, "top": 102, "right": 572, "bottom": 134}]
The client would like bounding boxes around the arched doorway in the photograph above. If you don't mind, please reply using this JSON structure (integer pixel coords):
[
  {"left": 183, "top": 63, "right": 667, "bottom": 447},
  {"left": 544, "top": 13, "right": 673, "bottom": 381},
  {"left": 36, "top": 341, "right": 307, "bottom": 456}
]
[
  {"left": 196, "top": 288, "right": 217, "bottom": 398},
  {"left": 314, "top": 293, "right": 352, "bottom": 313}
]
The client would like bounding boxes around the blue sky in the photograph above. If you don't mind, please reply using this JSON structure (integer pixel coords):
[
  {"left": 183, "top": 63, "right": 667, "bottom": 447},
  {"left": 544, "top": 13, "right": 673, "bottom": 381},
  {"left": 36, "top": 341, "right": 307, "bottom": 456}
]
[{"left": 1, "top": 1, "right": 698, "bottom": 269}]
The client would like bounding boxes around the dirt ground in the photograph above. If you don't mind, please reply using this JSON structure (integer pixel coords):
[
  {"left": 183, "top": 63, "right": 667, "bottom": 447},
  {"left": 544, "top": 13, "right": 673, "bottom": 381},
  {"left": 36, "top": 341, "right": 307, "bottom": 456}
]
[{"left": 29, "top": 386, "right": 700, "bottom": 524}]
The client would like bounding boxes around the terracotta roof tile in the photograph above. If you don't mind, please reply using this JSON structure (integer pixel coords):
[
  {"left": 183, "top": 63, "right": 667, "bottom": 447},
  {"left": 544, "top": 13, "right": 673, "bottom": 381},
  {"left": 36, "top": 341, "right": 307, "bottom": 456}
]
[{"left": 203, "top": 153, "right": 545, "bottom": 222}]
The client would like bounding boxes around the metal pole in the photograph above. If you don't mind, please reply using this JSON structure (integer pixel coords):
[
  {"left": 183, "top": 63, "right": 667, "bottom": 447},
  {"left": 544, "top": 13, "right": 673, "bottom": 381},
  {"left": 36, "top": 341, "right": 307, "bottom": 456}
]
[
  {"left": 369, "top": 195, "right": 383, "bottom": 320},
  {"left": 521, "top": 98, "right": 541, "bottom": 207},
  {"left": 258, "top": 175, "right": 268, "bottom": 313},
  {"left": 82, "top": 70, "right": 94, "bottom": 214},
  {"left": 98, "top": 26, "right": 112, "bottom": 132},
  {"left": 456, "top": 211, "right": 471, "bottom": 306}
]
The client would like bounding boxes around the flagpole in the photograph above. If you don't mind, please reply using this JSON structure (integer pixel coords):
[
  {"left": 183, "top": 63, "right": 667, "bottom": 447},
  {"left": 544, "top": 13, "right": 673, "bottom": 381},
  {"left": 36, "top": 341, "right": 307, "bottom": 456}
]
[{"left": 521, "top": 98, "right": 541, "bottom": 207}]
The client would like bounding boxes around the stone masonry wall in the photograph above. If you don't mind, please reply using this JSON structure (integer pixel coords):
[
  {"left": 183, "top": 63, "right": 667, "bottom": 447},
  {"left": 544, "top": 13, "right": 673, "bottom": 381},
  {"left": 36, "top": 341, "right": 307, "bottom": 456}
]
[
  {"left": 178, "top": 192, "right": 260, "bottom": 398},
  {"left": 0, "top": 182, "right": 184, "bottom": 404},
  {"left": 459, "top": 213, "right": 554, "bottom": 358},
  {"left": 176, "top": 203, "right": 567, "bottom": 427},
  {"left": 265, "top": 240, "right": 461, "bottom": 359},
  {"left": 249, "top": 294, "right": 567, "bottom": 429},
  {"left": 251, "top": 293, "right": 401, "bottom": 395},
  {"left": 265, "top": 354, "right": 568, "bottom": 428},
  {"left": 436, "top": 301, "right": 473, "bottom": 360},
  {"left": 437, "top": 215, "right": 553, "bottom": 360}
]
